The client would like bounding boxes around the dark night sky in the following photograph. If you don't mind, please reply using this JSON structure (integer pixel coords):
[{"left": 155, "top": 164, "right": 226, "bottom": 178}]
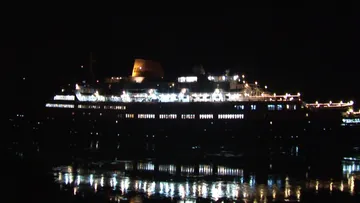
[{"left": 4, "top": 8, "right": 360, "bottom": 108}]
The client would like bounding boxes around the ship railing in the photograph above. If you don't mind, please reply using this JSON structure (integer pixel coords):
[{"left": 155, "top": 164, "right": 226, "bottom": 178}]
[
  {"left": 305, "top": 101, "right": 354, "bottom": 109},
  {"left": 72, "top": 91, "right": 304, "bottom": 103},
  {"left": 248, "top": 95, "right": 300, "bottom": 98},
  {"left": 344, "top": 109, "right": 360, "bottom": 116}
]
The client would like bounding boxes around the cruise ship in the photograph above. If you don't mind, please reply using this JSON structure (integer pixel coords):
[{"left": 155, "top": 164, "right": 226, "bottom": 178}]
[{"left": 33, "top": 59, "right": 359, "bottom": 157}]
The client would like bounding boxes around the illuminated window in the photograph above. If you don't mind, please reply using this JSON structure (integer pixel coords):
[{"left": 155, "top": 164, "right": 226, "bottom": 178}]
[
  {"left": 181, "top": 114, "right": 195, "bottom": 119},
  {"left": 277, "top": 104, "right": 283, "bottom": 110},
  {"left": 268, "top": 105, "right": 275, "bottom": 111},
  {"left": 251, "top": 105, "right": 256, "bottom": 110},
  {"left": 342, "top": 118, "right": 360, "bottom": 124},
  {"left": 178, "top": 76, "right": 198, "bottom": 83},
  {"left": 218, "top": 114, "right": 244, "bottom": 119},
  {"left": 199, "top": 114, "right": 213, "bottom": 119},
  {"left": 234, "top": 105, "right": 244, "bottom": 110},
  {"left": 45, "top": 103, "right": 74, "bottom": 108},
  {"left": 125, "top": 114, "right": 134, "bottom": 118},
  {"left": 138, "top": 114, "right": 155, "bottom": 119},
  {"left": 286, "top": 104, "right": 297, "bottom": 110},
  {"left": 159, "top": 114, "right": 177, "bottom": 119},
  {"left": 53, "top": 95, "right": 75, "bottom": 101},
  {"left": 78, "top": 105, "right": 100, "bottom": 109},
  {"left": 104, "top": 105, "right": 126, "bottom": 110}
]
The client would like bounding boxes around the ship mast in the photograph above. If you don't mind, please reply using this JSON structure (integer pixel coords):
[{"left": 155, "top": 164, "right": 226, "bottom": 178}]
[{"left": 89, "top": 52, "right": 96, "bottom": 84}]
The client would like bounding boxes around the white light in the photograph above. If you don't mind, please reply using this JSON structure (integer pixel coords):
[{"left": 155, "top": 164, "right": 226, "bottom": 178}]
[
  {"left": 72, "top": 87, "right": 318, "bottom": 103},
  {"left": 54, "top": 95, "right": 75, "bottom": 101},
  {"left": 265, "top": 85, "right": 267, "bottom": 89},
  {"left": 178, "top": 76, "right": 197, "bottom": 83},
  {"left": 46, "top": 103, "right": 74, "bottom": 108}
]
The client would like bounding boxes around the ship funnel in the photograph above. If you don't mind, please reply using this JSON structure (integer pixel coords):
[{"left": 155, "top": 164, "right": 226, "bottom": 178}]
[{"left": 132, "top": 59, "right": 164, "bottom": 78}]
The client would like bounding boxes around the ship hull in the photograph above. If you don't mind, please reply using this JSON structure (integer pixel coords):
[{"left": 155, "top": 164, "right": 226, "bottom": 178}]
[{"left": 13, "top": 100, "right": 353, "bottom": 161}]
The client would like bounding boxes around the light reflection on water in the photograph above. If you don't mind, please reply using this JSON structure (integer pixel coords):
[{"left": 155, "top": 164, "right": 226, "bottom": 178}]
[
  {"left": 58, "top": 173, "right": 265, "bottom": 201},
  {"left": 53, "top": 160, "right": 360, "bottom": 202}
]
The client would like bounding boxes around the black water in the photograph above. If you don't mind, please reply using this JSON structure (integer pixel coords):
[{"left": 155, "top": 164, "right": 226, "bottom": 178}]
[
  {"left": 3, "top": 135, "right": 360, "bottom": 203},
  {"left": 4, "top": 113, "right": 360, "bottom": 202}
]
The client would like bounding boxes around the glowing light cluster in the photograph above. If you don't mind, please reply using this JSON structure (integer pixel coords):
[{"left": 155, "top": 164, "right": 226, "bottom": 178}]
[
  {"left": 217, "top": 166, "right": 243, "bottom": 176},
  {"left": 207, "top": 75, "right": 240, "bottom": 82},
  {"left": 46, "top": 103, "right": 74, "bottom": 108},
  {"left": 54, "top": 95, "right": 75, "bottom": 101},
  {"left": 54, "top": 161, "right": 358, "bottom": 202},
  {"left": 342, "top": 118, "right": 360, "bottom": 124},
  {"left": 346, "top": 108, "right": 360, "bottom": 115},
  {"left": 137, "top": 162, "right": 155, "bottom": 171},
  {"left": 178, "top": 76, "right": 198, "bottom": 83},
  {"left": 73, "top": 88, "right": 301, "bottom": 103},
  {"left": 159, "top": 164, "right": 176, "bottom": 174},
  {"left": 306, "top": 101, "right": 354, "bottom": 108}
]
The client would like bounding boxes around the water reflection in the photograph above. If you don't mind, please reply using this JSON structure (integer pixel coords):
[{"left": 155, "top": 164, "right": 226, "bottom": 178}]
[
  {"left": 217, "top": 165, "right": 243, "bottom": 176},
  {"left": 137, "top": 162, "right": 154, "bottom": 171},
  {"left": 53, "top": 160, "right": 360, "bottom": 202},
  {"left": 342, "top": 159, "right": 360, "bottom": 195},
  {"left": 181, "top": 165, "right": 195, "bottom": 175},
  {"left": 159, "top": 164, "right": 176, "bottom": 174},
  {"left": 343, "top": 160, "right": 360, "bottom": 176},
  {"left": 199, "top": 165, "right": 212, "bottom": 175},
  {"left": 57, "top": 173, "right": 257, "bottom": 201}
]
